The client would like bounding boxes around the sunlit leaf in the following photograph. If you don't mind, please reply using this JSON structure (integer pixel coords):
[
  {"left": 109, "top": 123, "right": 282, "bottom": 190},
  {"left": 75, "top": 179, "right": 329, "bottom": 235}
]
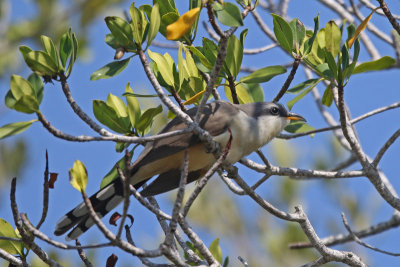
[
  {"left": 213, "top": 2, "right": 243, "bottom": 27},
  {"left": 321, "top": 83, "right": 333, "bottom": 107},
  {"left": 325, "top": 20, "right": 341, "bottom": 58},
  {"left": 148, "top": 49, "right": 175, "bottom": 86},
  {"left": 41, "top": 35, "right": 60, "bottom": 70},
  {"left": 147, "top": 3, "right": 161, "bottom": 47},
  {"left": 125, "top": 83, "right": 141, "bottom": 128},
  {"left": 0, "top": 120, "right": 37, "bottom": 140},
  {"left": 10, "top": 75, "right": 35, "bottom": 100},
  {"left": 69, "top": 160, "right": 88, "bottom": 192},
  {"left": 90, "top": 57, "right": 132, "bottom": 81},
  {"left": 287, "top": 78, "right": 322, "bottom": 110},
  {"left": 0, "top": 219, "right": 24, "bottom": 255},
  {"left": 284, "top": 121, "right": 315, "bottom": 136},
  {"left": 240, "top": 65, "right": 286, "bottom": 84},
  {"left": 93, "top": 100, "right": 131, "bottom": 133},
  {"left": 272, "top": 13, "right": 293, "bottom": 53},
  {"left": 209, "top": 238, "right": 223, "bottom": 264},
  {"left": 14, "top": 95, "right": 39, "bottom": 114},
  {"left": 136, "top": 105, "right": 163, "bottom": 133},
  {"left": 105, "top": 16, "right": 134, "bottom": 47},
  {"left": 24, "top": 51, "right": 58, "bottom": 76},
  {"left": 106, "top": 93, "right": 128, "bottom": 118},
  {"left": 28, "top": 73, "right": 44, "bottom": 104},
  {"left": 353, "top": 56, "right": 396, "bottom": 74}
]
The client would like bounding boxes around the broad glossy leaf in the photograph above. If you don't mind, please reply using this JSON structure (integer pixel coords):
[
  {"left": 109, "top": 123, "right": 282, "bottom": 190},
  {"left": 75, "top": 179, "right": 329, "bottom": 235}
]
[
  {"left": 41, "top": 35, "right": 59, "bottom": 70},
  {"left": 303, "top": 14, "right": 319, "bottom": 55},
  {"left": 240, "top": 65, "right": 286, "bottom": 84},
  {"left": 166, "top": 7, "right": 200, "bottom": 40},
  {"left": 325, "top": 21, "right": 341, "bottom": 58},
  {"left": 225, "top": 83, "right": 252, "bottom": 104},
  {"left": 225, "top": 35, "right": 243, "bottom": 78},
  {"left": 284, "top": 121, "right": 315, "bottom": 135},
  {"left": 315, "top": 63, "right": 334, "bottom": 79},
  {"left": 290, "top": 18, "right": 306, "bottom": 53},
  {"left": 0, "top": 219, "right": 24, "bottom": 255},
  {"left": 90, "top": 57, "right": 131, "bottom": 80},
  {"left": 14, "top": 95, "right": 39, "bottom": 114},
  {"left": 244, "top": 82, "right": 264, "bottom": 102},
  {"left": 353, "top": 56, "right": 396, "bottom": 74},
  {"left": 59, "top": 32, "right": 73, "bottom": 68},
  {"left": 184, "top": 47, "right": 198, "bottom": 77},
  {"left": 28, "top": 73, "right": 44, "bottom": 104},
  {"left": 213, "top": 2, "right": 243, "bottom": 27},
  {"left": 321, "top": 83, "right": 333, "bottom": 106},
  {"left": 137, "top": 105, "right": 163, "bottom": 133},
  {"left": 130, "top": 3, "right": 145, "bottom": 45},
  {"left": 93, "top": 100, "right": 130, "bottom": 133},
  {"left": 148, "top": 49, "right": 175, "bottom": 86},
  {"left": 155, "top": 0, "right": 177, "bottom": 16},
  {"left": 287, "top": 79, "right": 319, "bottom": 94},
  {"left": 272, "top": 14, "right": 293, "bottom": 53},
  {"left": 4, "top": 90, "right": 17, "bottom": 109},
  {"left": 69, "top": 160, "right": 88, "bottom": 192},
  {"left": 0, "top": 120, "right": 37, "bottom": 140},
  {"left": 147, "top": 3, "right": 161, "bottom": 46},
  {"left": 209, "top": 238, "right": 223, "bottom": 264},
  {"left": 106, "top": 93, "right": 128, "bottom": 118},
  {"left": 187, "top": 46, "right": 213, "bottom": 70},
  {"left": 24, "top": 51, "right": 58, "bottom": 76},
  {"left": 10, "top": 75, "right": 35, "bottom": 100},
  {"left": 323, "top": 50, "right": 338, "bottom": 79},
  {"left": 287, "top": 78, "right": 322, "bottom": 110},
  {"left": 105, "top": 16, "right": 134, "bottom": 47},
  {"left": 178, "top": 44, "right": 189, "bottom": 87},
  {"left": 105, "top": 34, "right": 119, "bottom": 49},
  {"left": 125, "top": 84, "right": 141, "bottom": 128},
  {"left": 19, "top": 45, "right": 32, "bottom": 60}
]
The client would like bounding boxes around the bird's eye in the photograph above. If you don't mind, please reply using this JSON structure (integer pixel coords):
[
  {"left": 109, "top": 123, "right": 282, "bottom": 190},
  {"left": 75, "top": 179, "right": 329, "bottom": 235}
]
[{"left": 270, "top": 107, "right": 279, "bottom": 115}]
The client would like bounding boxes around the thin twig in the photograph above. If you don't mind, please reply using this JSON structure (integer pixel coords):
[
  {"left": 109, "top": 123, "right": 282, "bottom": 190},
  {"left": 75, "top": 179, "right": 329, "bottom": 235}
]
[
  {"left": 377, "top": 0, "right": 400, "bottom": 35},
  {"left": 36, "top": 150, "right": 49, "bottom": 230},
  {"left": 341, "top": 213, "right": 400, "bottom": 256},
  {"left": 75, "top": 240, "right": 94, "bottom": 267},
  {"left": 116, "top": 149, "right": 132, "bottom": 239},
  {"left": 227, "top": 75, "right": 240, "bottom": 104},
  {"left": 273, "top": 55, "right": 301, "bottom": 102}
]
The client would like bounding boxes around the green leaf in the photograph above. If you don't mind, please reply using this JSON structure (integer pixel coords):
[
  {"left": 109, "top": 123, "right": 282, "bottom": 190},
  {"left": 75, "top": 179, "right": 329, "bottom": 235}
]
[
  {"left": 10, "top": 75, "right": 35, "bottom": 100},
  {"left": 59, "top": 32, "right": 73, "bottom": 68},
  {"left": 28, "top": 73, "right": 44, "bottom": 104},
  {"left": 178, "top": 44, "right": 189, "bottom": 87},
  {"left": 225, "top": 83, "right": 252, "bottom": 104},
  {"left": 187, "top": 46, "right": 213, "bottom": 70},
  {"left": 323, "top": 49, "right": 338, "bottom": 79},
  {"left": 69, "top": 160, "right": 88, "bottom": 192},
  {"left": 290, "top": 18, "right": 306, "bottom": 53},
  {"left": 148, "top": 49, "right": 175, "bottom": 87},
  {"left": 19, "top": 45, "right": 33, "bottom": 60},
  {"left": 93, "top": 100, "right": 131, "bottom": 133},
  {"left": 325, "top": 20, "right": 341, "bottom": 58},
  {"left": 284, "top": 121, "right": 315, "bottom": 135},
  {"left": 100, "top": 147, "right": 136, "bottom": 189},
  {"left": 0, "top": 219, "right": 24, "bottom": 255},
  {"left": 240, "top": 28, "right": 248, "bottom": 49},
  {"left": 240, "top": 65, "right": 287, "bottom": 84},
  {"left": 353, "top": 56, "right": 396, "bottom": 74},
  {"left": 106, "top": 93, "right": 128, "bottom": 118},
  {"left": 315, "top": 63, "right": 334, "bottom": 79},
  {"left": 24, "top": 51, "right": 59, "bottom": 76},
  {"left": 184, "top": 47, "right": 199, "bottom": 77},
  {"left": 160, "top": 12, "right": 180, "bottom": 37},
  {"left": 223, "top": 257, "right": 230, "bottom": 267},
  {"left": 90, "top": 57, "right": 132, "bottom": 80},
  {"left": 125, "top": 84, "right": 141, "bottom": 128},
  {"left": 287, "top": 79, "right": 319, "bottom": 94},
  {"left": 202, "top": 38, "right": 218, "bottom": 66},
  {"left": 209, "top": 238, "right": 223, "bottom": 264},
  {"left": 225, "top": 35, "right": 243, "bottom": 78},
  {"left": 287, "top": 78, "right": 322, "bottom": 110},
  {"left": 14, "top": 95, "right": 39, "bottom": 114},
  {"left": 130, "top": 3, "right": 145, "bottom": 45},
  {"left": 4, "top": 90, "right": 17, "bottom": 109},
  {"left": 137, "top": 105, "right": 163, "bottom": 133},
  {"left": 105, "top": 16, "right": 134, "bottom": 47},
  {"left": 147, "top": 3, "right": 161, "bottom": 47},
  {"left": 303, "top": 14, "right": 319, "bottom": 55},
  {"left": 272, "top": 14, "right": 293, "bottom": 53},
  {"left": 41, "top": 35, "right": 60, "bottom": 70},
  {"left": 321, "top": 83, "right": 333, "bottom": 106},
  {"left": 213, "top": 2, "right": 243, "bottom": 27},
  {"left": 245, "top": 82, "right": 264, "bottom": 102},
  {"left": 0, "top": 120, "right": 37, "bottom": 140}
]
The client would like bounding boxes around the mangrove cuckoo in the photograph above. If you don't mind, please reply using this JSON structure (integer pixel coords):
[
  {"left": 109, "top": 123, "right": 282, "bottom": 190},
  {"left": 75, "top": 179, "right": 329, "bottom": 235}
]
[{"left": 54, "top": 100, "right": 305, "bottom": 240}]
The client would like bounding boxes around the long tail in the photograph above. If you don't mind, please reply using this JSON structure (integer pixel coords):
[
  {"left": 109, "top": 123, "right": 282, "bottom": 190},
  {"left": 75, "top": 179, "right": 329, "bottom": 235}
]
[{"left": 54, "top": 178, "right": 142, "bottom": 241}]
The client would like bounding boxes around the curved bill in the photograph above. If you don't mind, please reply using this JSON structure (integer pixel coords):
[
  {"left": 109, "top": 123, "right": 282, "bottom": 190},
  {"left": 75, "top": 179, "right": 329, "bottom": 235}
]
[{"left": 286, "top": 112, "right": 306, "bottom": 122}]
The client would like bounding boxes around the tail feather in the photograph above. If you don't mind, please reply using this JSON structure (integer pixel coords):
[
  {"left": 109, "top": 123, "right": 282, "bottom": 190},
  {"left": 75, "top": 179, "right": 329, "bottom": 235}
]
[{"left": 54, "top": 178, "right": 124, "bottom": 239}]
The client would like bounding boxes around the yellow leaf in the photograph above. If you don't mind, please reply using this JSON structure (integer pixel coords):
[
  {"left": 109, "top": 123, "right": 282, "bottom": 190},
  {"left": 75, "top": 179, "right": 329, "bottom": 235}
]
[
  {"left": 348, "top": 7, "right": 380, "bottom": 48},
  {"left": 184, "top": 89, "right": 205, "bottom": 105},
  {"left": 166, "top": 7, "right": 201, "bottom": 40},
  {"left": 69, "top": 160, "right": 88, "bottom": 192}
]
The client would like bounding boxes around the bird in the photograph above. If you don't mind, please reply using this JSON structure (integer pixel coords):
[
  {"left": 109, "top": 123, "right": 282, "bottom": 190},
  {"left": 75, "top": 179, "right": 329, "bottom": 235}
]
[{"left": 54, "top": 100, "right": 305, "bottom": 240}]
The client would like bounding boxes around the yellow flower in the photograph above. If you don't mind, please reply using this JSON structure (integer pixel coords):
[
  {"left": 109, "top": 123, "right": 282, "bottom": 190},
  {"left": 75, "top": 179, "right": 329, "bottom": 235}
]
[{"left": 166, "top": 7, "right": 201, "bottom": 40}]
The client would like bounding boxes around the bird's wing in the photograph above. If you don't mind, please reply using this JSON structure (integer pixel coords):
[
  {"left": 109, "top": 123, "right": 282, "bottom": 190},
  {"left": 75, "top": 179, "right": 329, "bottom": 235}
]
[{"left": 131, "top": 101, "right": 240, "bottom": 171}]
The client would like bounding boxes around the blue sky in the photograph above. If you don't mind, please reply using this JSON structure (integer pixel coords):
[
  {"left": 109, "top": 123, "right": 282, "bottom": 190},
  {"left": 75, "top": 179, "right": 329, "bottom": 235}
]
[{"left": 1, "top": 0, "right": 400, "bottom": 266}]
